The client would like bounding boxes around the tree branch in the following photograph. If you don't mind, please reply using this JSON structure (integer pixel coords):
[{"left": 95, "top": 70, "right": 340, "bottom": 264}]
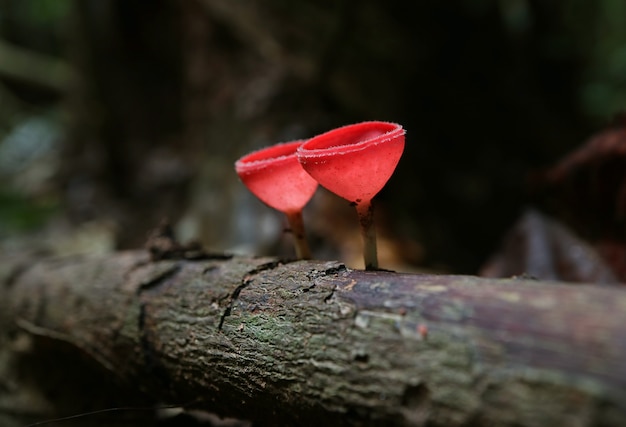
[
  {"left": 1, "top": 251, "right": 625, "bottom": 426},
  {"left": 0, "top": 38, "right": 72, "bottom": 93}
]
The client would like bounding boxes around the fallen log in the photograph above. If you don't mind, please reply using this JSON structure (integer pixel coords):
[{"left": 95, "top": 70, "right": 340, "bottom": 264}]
[{"left": 1, "top": 251, "right": 626, "bottom": 426}]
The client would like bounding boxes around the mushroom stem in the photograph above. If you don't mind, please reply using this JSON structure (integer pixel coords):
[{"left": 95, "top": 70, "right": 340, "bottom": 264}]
[
  {"left": 286, "top": 210, "right": 312, "bottom": 260},
  {"left": 356, "top": 200, "right": 378, "bottom": 270}
]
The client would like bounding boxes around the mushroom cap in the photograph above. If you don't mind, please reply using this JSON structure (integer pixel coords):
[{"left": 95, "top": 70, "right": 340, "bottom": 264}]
[
  {"left": 235, "top": 140, "right": 319, "bottom": 213},
  {"left": 297, "top": 121, "right": 405, "bottom": 203}
]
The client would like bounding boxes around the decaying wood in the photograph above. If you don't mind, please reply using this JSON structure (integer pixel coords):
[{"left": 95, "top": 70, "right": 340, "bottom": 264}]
[{"left": 1, "top": 251, "right": 626, "bottom": 426}]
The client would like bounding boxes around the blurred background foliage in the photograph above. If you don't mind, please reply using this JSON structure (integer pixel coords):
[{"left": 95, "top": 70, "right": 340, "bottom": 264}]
[{"left": 0, "top": 0, "right": 624, "bottom": 275}]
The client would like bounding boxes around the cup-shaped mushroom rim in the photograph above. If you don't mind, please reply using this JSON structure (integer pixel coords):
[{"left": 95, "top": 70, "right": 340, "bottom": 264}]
[
  {"left": 297, "top": 121, "right": 404, "bottom": 158},
  {"left": 235, "top": 140, "right": 305, "bottom": 174}
]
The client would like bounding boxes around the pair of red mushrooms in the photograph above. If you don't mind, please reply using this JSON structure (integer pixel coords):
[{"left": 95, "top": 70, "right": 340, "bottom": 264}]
[{"left": 235, "top": 121, "right": 405, "bottom": 270}]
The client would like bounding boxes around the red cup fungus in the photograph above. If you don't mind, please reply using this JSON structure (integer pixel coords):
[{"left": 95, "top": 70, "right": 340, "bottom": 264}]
[
  {"left": 297, "top": 121, "right": 405, "bottom": 270},
  {"left": 235, "top": 140, "right": 318, "bottom": 259}
]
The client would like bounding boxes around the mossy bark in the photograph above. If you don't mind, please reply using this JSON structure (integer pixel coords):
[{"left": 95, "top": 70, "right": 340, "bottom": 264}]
[{"left": 1, "top": 251, "right": 626, "bottom": 426}]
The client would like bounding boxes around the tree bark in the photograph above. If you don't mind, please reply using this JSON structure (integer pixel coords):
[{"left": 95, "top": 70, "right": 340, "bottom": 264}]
[{"left": 1, "top": 251, "right": 626, "bottom": 426}]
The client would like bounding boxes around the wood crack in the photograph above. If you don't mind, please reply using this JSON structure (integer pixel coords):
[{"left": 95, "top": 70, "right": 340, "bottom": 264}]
[
  {"left": 217, "top": 259, "right": 293, "bottom": 331},
  {"left": 136, "top": 262, "right": 182, "bottom": 294}
]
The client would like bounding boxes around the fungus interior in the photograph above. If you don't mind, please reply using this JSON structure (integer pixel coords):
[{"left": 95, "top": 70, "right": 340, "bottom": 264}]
[{"left": 297, "top": 121, "right": 405, "bottom": 203}]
